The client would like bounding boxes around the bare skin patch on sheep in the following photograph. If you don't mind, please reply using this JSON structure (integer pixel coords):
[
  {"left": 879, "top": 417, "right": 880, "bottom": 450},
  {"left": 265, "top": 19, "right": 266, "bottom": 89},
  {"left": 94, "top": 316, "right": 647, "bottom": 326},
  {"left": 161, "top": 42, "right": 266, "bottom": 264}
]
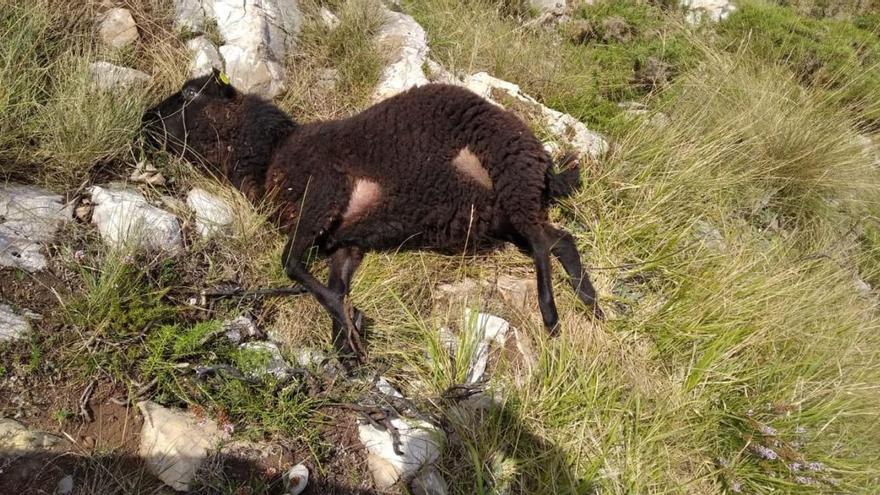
[{"left": 142, "top": 69, "right": 603, "bottom": 366}]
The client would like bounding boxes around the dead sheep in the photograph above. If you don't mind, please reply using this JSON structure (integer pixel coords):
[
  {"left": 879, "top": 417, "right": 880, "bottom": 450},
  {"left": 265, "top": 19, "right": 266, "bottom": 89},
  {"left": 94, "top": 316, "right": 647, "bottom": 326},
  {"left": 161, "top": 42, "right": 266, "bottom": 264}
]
[{"left": 143, "top": 69, "right": 603, "bottom": 365}]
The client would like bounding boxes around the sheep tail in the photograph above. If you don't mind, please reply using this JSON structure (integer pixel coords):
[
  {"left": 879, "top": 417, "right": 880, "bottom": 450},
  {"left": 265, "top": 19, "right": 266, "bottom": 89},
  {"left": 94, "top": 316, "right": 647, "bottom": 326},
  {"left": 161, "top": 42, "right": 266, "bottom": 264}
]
[{"left": 544, "top": 152, "right": 582, "bottom": 203}]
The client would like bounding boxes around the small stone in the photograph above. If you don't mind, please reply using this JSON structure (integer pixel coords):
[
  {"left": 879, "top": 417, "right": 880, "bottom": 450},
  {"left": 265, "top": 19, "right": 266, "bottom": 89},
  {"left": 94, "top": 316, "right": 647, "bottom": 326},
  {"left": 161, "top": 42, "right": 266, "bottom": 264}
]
[
  {"left": 222, "top": 315, "right": 262, "bottom": 343},
  {"left": 137, "top": 401, "right": 228, "bottom": 491},
  {"left": 129, "top": 162, "right": 166, "bottom": 186},
  {"left": 359, "top": 418, "right": 444, "bottom": 489},
  {"left": 239, "top": 341, "right": 292, "bottom": 381},
  {"left": 89, "top": 62, "right": 151, "bottom": 91},
  {"left": 495, "top": 275, "right": 535, "bottom": 311},
  {"left": 56, "top": 474, "right": 74, "bottom": 495},
  {"left": 283, "top": 463, "right": 309, "bottom": 495},
  {"left": 464, "top": 308, "right": 510, "bottom": 346},
  {"left": 411, "top": 466, "right": 448, "bottom": 495},
  {"left": 74, "top": 198, "right": 93, "bottom": 222},
  {"left": 186, "top": 188, "right": 235, "bottom": 238},
  {"left": 0, "top": 303, "right": 32, "bottom": 342},
  {"left": 694, "top": 219, "right": 724, "bottom": 250},
  {"left": 0, "top": 418, "right": 67, "bottom": 452},
  {"left": 319, "top": 7, "right": 340, "bottom": 30},
  {"left": 98, "top": 8, "right": 139, "bottom": 48},
  {"left": 376, "top": 377, "right": 403, "bottom": 398},
  {"left": 293, "top": 347, "right": 327, "bottom": 368}
]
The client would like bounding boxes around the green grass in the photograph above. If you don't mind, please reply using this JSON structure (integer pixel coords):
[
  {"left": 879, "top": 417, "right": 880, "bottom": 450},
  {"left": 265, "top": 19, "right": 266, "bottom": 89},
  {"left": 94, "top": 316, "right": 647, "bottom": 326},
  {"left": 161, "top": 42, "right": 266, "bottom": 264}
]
[
  {"left": 718, "top": 1, "right": 880, "bottom": 125},
  {"left": 406, "top": 0, "right": 701, "bottom": 133}
]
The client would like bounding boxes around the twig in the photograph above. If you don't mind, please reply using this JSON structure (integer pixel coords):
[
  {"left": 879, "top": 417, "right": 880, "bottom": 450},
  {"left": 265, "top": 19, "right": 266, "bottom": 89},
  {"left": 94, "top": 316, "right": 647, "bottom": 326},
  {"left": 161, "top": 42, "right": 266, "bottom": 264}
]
[
  {"left": 79, "top": 379, "right": 97, "bottom": 423},
  {"left": 198, "top": 285, "right": 309, "bottom": 299}
]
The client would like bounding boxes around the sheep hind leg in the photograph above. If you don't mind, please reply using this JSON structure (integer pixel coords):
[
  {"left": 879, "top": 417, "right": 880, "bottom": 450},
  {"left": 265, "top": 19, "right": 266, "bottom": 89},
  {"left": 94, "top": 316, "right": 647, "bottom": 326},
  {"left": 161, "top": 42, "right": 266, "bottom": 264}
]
[
  {"left": 327, "top": 246, "right": 366, "bottom": 365},
  {"left": 544, "top": 225, "right": 604, "bottom": 320},
  {"left": 516, "top": 225, "right": 561, "bottom": 335},
  {"left": 282, "top": 237, "right": 365, "bottom": 367}
]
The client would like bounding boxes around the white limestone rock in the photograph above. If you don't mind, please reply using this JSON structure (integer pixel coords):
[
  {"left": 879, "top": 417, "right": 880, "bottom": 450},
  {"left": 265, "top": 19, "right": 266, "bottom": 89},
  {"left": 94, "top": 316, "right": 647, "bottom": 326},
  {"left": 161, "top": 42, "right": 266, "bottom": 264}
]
[
  {"left": 0, "top": 303, "right": 31, "bottom": 342},
  {"left": 530, "top": 0, "right": 567, "bottom": 11},
  {"left": 283, "top": 463, "right": 309, "bottom": 494},
  {"left": 89, "top": 186, "right": 182, "bottom": 252},
  {"left": 98, "top": 8, "right": 139, "bottom": 48},
  {"left": 0, "top": 184, "right": 71, "bottom": 272},
  {"left": 462, "top": 309, "right": 511, "bottom": 384},
  {"left": 186, "top": 188, "right": 235, "bottom": 238},
  {"left": 174, "top": 0, "right": 302, "bottom": 97},
  {"left": 372, "top": 8, "right": 429, "bottom": 102},
  {"left": 411, "top": 466, "right": 449, "bottom": 495},
  {"left": 137, "top": 401, "right": 228, "bottom": 491},
  {"left": 463, "top": 72, "right": 607, "bottom": 158},
  {"left": 186, "top": 36, "right": 224, "bottom": 78},
  {"left": 0, "top": 418, "right": 67, "bottom": 452},
  {"left": 222, "top": 315, "right": 262, "bottom": 343},
  {"left": 359, "top": 417, "right": 444, "bottom": 489},
  {"left": 682, "top": 0, "right": 735, "bottom": 24},
  {"left": 219, "top": 44, "right": 287, "bottom": 97},
  {"left": 376, "top": 376, "right": 404, "bottom": 398},
  {"left": 319, "top": 7, "right": 340, "bottom": 30},
  {"left": 89, "top": 62, "right": 151, "bottom": 91}
]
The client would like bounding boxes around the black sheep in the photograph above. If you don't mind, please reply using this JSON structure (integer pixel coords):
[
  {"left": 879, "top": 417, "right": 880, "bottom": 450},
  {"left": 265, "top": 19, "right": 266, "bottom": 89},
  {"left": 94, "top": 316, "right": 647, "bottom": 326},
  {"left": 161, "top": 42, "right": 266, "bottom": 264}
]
[{"left": 143, "top": 69, "right": 603, "bottom": 364}]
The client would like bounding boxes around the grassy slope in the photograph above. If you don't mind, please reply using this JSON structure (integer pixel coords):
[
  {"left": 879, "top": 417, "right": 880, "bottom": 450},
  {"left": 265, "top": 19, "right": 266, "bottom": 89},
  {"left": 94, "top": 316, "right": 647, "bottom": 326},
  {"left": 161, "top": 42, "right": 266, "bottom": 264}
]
[{"left": 2, "top": 0, "right": 880, "bottom": 493}]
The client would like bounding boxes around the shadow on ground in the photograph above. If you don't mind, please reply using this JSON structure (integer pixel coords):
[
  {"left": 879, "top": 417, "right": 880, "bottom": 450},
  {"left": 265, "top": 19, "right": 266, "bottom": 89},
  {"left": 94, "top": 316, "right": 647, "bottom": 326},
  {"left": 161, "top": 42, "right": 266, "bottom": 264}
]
[{"left": 0, "top": 451, "right": 378, "bottom": 495}]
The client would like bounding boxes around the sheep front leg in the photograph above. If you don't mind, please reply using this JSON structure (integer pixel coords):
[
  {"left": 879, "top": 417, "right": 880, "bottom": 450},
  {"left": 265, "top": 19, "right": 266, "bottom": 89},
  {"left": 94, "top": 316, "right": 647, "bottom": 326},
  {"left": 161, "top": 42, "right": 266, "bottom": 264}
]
[
  {"left": 327, "top": 246, "right": 366, "bottom": 362},
  {"left": 282, "top": 237, "right": 365, "bottom": 366}
]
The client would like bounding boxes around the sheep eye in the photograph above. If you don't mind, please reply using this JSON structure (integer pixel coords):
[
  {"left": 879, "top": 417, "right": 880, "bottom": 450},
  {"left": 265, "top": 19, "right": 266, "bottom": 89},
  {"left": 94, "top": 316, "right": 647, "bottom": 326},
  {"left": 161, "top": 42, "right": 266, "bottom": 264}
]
[{"left": 182, "top": 87, "right": 199, "bottom": 101}]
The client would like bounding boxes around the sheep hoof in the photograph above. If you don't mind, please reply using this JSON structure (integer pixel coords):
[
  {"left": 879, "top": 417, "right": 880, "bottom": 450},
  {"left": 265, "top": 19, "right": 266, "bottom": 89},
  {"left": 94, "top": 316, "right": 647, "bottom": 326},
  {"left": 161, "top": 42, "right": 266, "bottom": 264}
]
[
  {"left": 343, "top": 300, "right": 367, "bottom": 365},
  {"left": 591, "top": 303, "right": 605, "bottom": 321}
]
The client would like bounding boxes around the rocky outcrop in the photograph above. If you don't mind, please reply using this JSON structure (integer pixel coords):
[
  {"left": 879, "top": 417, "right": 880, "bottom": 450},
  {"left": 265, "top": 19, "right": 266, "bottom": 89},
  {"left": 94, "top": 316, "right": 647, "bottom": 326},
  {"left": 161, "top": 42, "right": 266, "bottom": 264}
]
[
  {"left": 0, "top": 184, "right": 71, "bottom": 272},
  {"left": 89, "top": 186, "right": 182, "bottom": 252},
  {"left": 137, "top": 401, "right": 229, "bottom": 491},
  {"left": 372, "top": 8, "right": 429, "bottom": 102},
  {"left": 186, "top": 36, "right": 224, "bottom": 78},
  {"left": 174, "top": 0, "right": 302, "bottom": 97},
  {"left": 462, "top": 72, "right": 608, "bottom": 158}
]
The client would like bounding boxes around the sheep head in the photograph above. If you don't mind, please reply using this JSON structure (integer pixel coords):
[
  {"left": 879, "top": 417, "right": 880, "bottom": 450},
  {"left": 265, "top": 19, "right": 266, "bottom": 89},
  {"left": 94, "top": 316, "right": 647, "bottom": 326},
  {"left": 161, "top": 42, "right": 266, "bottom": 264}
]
[{"left": 141, "top": 68, "right": 239, "bottom": 169}]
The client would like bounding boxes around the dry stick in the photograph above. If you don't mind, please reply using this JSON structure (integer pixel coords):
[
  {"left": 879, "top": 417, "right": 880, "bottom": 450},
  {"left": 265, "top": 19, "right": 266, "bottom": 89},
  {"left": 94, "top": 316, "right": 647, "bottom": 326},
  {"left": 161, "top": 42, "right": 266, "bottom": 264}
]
[
  {"left": 79, "top": 379, "right": 97, "bottom": 423},
  {"left": 199, "top": 285, "right": 309, "bottom": 299}
]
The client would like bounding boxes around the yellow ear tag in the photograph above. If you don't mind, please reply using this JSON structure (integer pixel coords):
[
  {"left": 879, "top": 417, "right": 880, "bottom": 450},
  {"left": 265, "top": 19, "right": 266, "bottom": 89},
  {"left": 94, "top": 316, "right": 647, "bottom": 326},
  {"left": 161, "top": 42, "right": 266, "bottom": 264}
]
[{"left": 218, "top": 71, "right": 230, "bottom": 85}]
